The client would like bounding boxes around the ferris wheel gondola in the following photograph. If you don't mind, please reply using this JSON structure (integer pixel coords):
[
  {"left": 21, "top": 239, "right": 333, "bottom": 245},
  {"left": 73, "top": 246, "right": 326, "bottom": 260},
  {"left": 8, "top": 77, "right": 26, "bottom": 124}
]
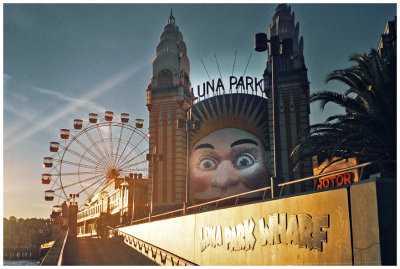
[{"left": 41, "top": 111, "right": 148, "bottom": 208}]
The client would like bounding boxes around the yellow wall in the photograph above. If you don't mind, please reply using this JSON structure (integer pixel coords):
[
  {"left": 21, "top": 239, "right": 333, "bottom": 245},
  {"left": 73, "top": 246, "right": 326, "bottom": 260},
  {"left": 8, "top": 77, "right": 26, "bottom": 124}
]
[{"left": 120, "top": 186, "right": 356, "bottom": 265}]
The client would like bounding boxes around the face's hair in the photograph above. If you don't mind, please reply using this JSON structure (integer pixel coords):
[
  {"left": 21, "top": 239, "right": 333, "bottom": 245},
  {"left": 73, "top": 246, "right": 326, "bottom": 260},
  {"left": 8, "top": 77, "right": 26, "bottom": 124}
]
[
  {"left": 190, "top": 93, "right": 270, "bottom": 152},
  {"left": 189, "top": 128, "right": 270, "bottom": 204}
]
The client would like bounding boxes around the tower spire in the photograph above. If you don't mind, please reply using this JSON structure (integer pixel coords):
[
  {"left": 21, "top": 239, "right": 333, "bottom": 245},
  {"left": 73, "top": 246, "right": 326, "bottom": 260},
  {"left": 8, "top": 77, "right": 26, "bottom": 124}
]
[{"left": 168, "top": 8, "right": 175, "bottom": 25}]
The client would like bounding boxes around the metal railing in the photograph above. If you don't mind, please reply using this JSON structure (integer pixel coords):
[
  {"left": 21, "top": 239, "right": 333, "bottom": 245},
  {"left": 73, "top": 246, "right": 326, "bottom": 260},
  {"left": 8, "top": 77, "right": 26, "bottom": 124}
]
[
  {"left": 277, "top": 159, "right": 396, "bottom": 193},
  {"left": 107, "top": 226, "right": 197, "bottom": 266},
  {"left": 128, "top": 160, "right": 396, "bottom": 226},
  {"left": 129, "top": 186, "right": 271, "bottom": 225},
  {"left": 40, "top": 228, "right": 69, "bottom": 266}
]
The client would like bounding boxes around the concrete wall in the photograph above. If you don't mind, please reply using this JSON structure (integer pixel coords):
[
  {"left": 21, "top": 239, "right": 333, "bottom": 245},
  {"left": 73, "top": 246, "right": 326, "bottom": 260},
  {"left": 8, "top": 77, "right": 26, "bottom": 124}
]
[
  {"left": 119, "top": 179, "right": 395, "bottom": 265},
  {"left": 350, "top": 178, "right": 396, "bottom": 265}
]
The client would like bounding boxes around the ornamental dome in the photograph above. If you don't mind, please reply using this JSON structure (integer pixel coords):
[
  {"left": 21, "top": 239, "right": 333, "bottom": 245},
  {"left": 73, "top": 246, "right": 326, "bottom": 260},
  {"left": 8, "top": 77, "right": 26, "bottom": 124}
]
[{"left": 151, "top": 11, "right": 191, "bottom": 90}]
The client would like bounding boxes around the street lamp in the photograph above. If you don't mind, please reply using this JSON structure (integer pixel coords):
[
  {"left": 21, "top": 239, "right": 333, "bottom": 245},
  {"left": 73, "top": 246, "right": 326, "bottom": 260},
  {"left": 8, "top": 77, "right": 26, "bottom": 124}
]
[
  {"left": 179, "top": 108, "right": 201, "bottom": 214},
  {"left": 254, "top": 33, "right": 293, "bottom": 198}
]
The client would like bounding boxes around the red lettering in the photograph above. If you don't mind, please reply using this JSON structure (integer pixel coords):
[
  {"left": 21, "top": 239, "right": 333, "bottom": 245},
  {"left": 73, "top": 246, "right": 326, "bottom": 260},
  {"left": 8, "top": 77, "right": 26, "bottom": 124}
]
[
  {"left": 336, "top": 174, "right": 344, "bottom": 186},
  {"left": 329, "top": 176, "right": 335, "bottom": 187},
  {"left": 322, "top": 178, "right": 329, "bottom": 189},
  {"left": 343, "top": 172, "right": 351, "bottom": 184},
  {"left": 316, "top": 179, "right": 323, "bottom": 190}
]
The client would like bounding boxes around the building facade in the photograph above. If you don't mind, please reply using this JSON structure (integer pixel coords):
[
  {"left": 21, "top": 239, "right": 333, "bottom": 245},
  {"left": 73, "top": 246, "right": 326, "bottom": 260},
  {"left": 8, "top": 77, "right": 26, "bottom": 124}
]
[
  {"left": 146, "top": 5, "right": 314, "bottom": 209},
  {"left": 263, "top": 4, "right": 313, "bottom": 193},
  {"left": 146, "top": 12, "right": 193, "bottom": 212},
  {"left": 377, "top": 16, "right": 396, "bottom": 59}
]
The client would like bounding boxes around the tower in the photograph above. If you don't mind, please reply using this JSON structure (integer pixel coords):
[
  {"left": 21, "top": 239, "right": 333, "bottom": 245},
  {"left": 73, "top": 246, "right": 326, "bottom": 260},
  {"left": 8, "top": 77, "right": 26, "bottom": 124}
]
[
  {"left": 146, "top": 11, "right": 192, "bottom": 213},
  {"left": 264, "top": 4, "right": 313, "bottom": 193}
]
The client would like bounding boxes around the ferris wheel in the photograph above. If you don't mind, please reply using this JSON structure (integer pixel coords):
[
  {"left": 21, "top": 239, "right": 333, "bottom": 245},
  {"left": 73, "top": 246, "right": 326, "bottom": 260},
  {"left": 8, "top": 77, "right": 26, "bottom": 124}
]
[{"left": 41, "top": 111, "right": 148, "bottom": 208}]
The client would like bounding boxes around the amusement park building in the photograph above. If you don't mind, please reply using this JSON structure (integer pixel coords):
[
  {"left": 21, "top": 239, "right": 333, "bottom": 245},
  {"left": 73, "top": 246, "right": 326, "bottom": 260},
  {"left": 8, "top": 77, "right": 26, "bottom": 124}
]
[
  {"left": 377, "top": 16, "right": 396, "bottom": 59},
  {"left": 58, "top": 4, "right": 316, "bottom": 231},
  {"left": 262, "top": 4, "right": 313, "bottom": 193},
  {"left": 146, "top": 11, "right": 192, "bottom": 213},
  {"left": 145, "top": 4, "right": 315, "bottom": 212}
]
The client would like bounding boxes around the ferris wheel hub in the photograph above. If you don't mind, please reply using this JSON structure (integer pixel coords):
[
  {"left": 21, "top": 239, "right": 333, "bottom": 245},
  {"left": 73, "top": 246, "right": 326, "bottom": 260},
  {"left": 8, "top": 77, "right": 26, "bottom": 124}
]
[{"left": 106, "top": 168, "right": 121, "bottom": 180}]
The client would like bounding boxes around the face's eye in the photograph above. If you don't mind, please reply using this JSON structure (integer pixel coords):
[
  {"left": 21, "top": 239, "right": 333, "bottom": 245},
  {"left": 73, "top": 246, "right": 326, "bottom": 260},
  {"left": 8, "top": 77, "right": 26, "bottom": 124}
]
[
  {"left": 234, "top": 154, "right": 255, "bottom": 169},
  {"left": 198, "top": 158, "right": 217, "bottom": 170}
]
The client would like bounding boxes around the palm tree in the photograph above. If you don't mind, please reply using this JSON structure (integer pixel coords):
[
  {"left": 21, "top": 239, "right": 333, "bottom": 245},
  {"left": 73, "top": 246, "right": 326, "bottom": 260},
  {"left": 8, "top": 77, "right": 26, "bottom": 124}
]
[{"left": 291, "top": 48, "right": 396, "bottom": 172}]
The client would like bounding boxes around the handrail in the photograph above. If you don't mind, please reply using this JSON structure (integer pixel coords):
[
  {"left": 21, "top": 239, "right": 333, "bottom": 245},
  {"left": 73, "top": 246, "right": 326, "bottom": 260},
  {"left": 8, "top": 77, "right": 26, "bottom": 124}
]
[
  {"left": 126, "top": 160, "right": 396, "bottom": 227},
  {"left": 107, "top": 226, "right": 197, "bottom": 266},
  {"left": 129, "top": 187, "right": 271, "bottom": 225},
  {"left": 40, "top": 227, "right": 69, "bottom": 266},
  {"left": 277, "top": 160, "right": 394, "bottom": 188},
  {"left": 57, "top": 228, "right": 69, "bottom": 266},
  {"left": 186, "top": 186, "right": 271, "bottom": 210}
]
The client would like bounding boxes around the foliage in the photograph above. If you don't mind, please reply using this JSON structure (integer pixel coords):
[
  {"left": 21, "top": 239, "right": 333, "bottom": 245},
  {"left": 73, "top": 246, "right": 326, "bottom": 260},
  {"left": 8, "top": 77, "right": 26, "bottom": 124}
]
[
  {"left": 292, "top": 48, "right": 396, "bottom": 171},
  {"left": 3, "top": 217, "right": 51, "bottom": 248}
]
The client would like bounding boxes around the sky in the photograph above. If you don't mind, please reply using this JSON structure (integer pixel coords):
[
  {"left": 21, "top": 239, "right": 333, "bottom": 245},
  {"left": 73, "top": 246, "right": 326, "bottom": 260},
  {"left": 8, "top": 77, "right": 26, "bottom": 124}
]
[{"left": 3, "top": 2, "right": 397, "bottom": 218}]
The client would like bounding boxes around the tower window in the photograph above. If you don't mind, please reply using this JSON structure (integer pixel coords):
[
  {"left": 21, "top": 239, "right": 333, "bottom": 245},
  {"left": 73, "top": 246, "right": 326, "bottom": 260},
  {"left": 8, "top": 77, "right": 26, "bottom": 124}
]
[{"left": 158, "top": 69, "right": 173, "bottom": 88}]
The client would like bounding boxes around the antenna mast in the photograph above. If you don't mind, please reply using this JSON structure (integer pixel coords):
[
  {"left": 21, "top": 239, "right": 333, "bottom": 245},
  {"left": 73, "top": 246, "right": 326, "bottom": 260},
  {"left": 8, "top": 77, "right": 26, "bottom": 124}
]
[
  {"left": 232, "top": 50, "right": 237, "bottom": 76},
  {"left": 201, "top": 59, "right": 211, "bottom": 80}
]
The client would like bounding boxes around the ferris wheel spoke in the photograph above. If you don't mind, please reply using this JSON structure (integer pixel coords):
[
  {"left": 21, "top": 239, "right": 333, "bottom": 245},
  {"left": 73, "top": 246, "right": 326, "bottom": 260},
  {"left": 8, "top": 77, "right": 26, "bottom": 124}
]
[
  {"left": 50, "top": 158, "right": 61, "bottom": 164},
  {"left": 119, "top": 159, "right": 148, "bottom": 171},
  {"left": 82, "top": 177, "right": 108, "bottom": 205},
  {"left": 115, "top": 128, "right": 136, "bottom": 165},
  {"left": 116, "top": 134, "right": 146, "bottom": 167},
  {"left": 109, "top": 123, "right": 114, "bottom": 166},
  {"left": 58, "top": 171, "right": 104, "bottom": 177},
  {"left": 117, "top": 148, "right": 148, "bottom": 170},
  {"left": 70, "top": 133, "right": 109, "bottom": 168},
  {"left": 55, "top": 174, "right": 104, "bottom": 191},
  {"left": 50, "top": 177, "right": 63, "bottom": 190},
  {"left": 96, "top": 124, "right": 114, "bottom": 167},
  {"left": 49, "top": 190, "right": 68, "bottom": 201},
  {"left": 114, "top": 123, "right": 125, "bottom": 165},
  {"left": 59, "top": 144, "right": 101, "bottom": 167},
  {"left": 48, "top": 166, "right": 62, "bottom": 189},
  {"left": 77, "top": 175, "right": 107, "bottom": 196},
  {"left": 61, "top": 160, "right": 100, "bottom": 170},
  {"left": 83, "top": 128, "right": 111, "bottom": 168}
]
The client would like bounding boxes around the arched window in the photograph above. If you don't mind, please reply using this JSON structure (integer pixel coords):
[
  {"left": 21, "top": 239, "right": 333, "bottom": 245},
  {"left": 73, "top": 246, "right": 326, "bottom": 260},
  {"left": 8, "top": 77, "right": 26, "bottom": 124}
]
[{"left": 158, "top": 69, "right": 173, "bottom": 88}]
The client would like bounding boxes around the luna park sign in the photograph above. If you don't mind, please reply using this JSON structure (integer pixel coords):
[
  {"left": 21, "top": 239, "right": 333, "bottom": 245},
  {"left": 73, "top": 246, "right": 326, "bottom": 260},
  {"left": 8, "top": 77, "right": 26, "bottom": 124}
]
[
  {"left": 199, "top": 213, "right": 329, "bottom": 252},
  {"left": 193, "top": 76, "right": 265, "bottom": 100}
]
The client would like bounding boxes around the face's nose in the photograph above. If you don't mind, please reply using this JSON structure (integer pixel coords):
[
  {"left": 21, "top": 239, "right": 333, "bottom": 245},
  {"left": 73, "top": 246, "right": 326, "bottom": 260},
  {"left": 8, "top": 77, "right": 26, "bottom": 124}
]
[{"left": 211, "top": 160, "right": 240, "bottom": 189}]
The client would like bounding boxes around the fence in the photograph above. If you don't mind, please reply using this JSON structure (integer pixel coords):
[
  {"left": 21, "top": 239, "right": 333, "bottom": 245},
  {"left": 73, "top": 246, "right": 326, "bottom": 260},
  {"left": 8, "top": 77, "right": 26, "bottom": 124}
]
[{"left": 128, "top": 159, "right": 395, "bottom": 226}]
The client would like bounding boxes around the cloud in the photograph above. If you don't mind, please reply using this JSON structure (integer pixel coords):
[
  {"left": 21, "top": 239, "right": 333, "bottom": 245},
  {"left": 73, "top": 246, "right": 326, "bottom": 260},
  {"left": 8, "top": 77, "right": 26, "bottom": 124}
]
[
  {"left": 31, "top": 86, "right": 107, "bottom": 112},
  {"left": 11, "top": 93, "right": 29, "bottom": 103},
  {"left": 3, "top": 102, "right": 34, "bottom": 121},
  {"left": 4, "top": 73, "right": 11, "bottom": 86},
  {"left": 4, "top": 63, "right": 146, "bottom": 151}
]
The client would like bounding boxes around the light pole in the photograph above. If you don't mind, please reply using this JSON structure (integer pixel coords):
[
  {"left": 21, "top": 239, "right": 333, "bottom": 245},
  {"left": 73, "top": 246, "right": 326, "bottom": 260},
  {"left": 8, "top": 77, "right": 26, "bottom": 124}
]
[
  {"left": 255, "top": 33, "right": 293, "bottom": 198},
  {"left": 183, "top": 107, "right": 200, "bottom": 213},
  {"left": 150, "top": 146, "right": 155, "bottom": 221}
]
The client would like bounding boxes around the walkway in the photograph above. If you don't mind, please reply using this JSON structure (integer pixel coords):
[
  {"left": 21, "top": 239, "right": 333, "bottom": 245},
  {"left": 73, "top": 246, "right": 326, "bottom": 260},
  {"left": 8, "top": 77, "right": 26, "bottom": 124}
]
[{"left": 61, "top": 236, "right": 157, "bottom": 265}]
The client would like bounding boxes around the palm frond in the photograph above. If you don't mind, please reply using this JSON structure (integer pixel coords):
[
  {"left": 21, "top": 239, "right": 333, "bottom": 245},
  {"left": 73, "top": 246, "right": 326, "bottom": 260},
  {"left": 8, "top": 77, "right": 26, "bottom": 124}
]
[{"left": 291, "top": 48, "right": 396, "bottom": 170}]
